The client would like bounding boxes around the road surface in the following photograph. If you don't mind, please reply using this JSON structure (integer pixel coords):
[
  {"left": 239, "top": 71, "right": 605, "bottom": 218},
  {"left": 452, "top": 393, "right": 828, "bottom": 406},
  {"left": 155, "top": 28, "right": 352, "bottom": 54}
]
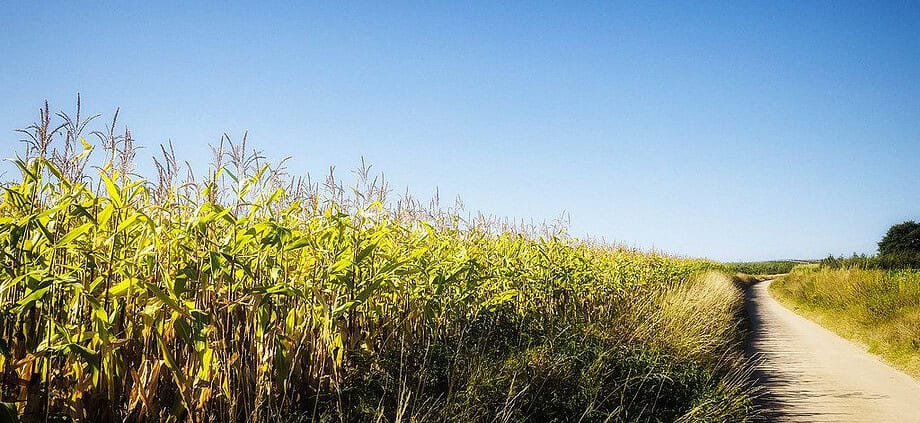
[{"left": 745, "top": 280, "right": 920, "bottom": 422}]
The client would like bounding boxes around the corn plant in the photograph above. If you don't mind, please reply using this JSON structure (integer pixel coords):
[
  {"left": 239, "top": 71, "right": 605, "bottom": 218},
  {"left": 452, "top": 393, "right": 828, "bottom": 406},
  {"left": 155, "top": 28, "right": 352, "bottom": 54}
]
[{"left": 0, "top": 101, "right": 752, "bottom": 422}]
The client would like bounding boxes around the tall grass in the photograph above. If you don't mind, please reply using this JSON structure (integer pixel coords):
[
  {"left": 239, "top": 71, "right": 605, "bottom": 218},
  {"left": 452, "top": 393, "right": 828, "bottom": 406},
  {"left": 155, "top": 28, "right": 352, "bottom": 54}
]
[
  {"left": 771, "top": 267, "right": 920, "bottom": 377},
  {"left": 0, "top": 101, "right": 754, "bottom": 421}
]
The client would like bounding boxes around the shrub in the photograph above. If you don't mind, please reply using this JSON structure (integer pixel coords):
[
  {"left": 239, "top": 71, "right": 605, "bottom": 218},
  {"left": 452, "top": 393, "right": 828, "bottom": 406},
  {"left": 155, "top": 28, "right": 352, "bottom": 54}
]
[{"left": 878, "top": 221, "right": 920, "bottom": 256}]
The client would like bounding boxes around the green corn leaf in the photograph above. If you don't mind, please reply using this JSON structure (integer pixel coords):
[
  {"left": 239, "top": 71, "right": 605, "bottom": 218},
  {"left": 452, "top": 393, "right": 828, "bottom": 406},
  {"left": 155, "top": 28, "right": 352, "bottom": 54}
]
[
  {"left": 156, "top": 332, "right": 188, "bottom": 387},
  {"left": 69, "top": 204, "right": 95, "bottom": 221},
  {"left": 332, "top": 301, "right": 356, "bottom": 318},
  {"left": 143, "top": 281, "right": 187, "bottom": 316},
  {"left": 330, "top": 258, "right": 351, "bottom": 273},
  {"left": 67, "top": 343, "right": 101, "bottom": 371},
  {"left": 285, "top": 237, "right": 311, "bottom": 251},
  {"left": 16, "top": 286, "right": 50, "bottom": 309},
  {"left": 57, "top": 222, "right": 94, "bottom": 246},
  {"left": 100, "top": 172, "right": 122, "bottom": 207},
  {"left": 355, "top": 242, "right": 376, "bottom": 263},
  {"left": 108, "top": 278, "right": 141, "bottom": 297}
]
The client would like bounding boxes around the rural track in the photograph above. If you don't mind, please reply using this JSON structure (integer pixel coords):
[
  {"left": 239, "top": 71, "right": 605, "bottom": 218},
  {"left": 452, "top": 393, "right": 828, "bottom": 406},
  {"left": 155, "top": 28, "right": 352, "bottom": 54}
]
[{"left": 745, "top": 280, "right": 920, "bottom": 422}]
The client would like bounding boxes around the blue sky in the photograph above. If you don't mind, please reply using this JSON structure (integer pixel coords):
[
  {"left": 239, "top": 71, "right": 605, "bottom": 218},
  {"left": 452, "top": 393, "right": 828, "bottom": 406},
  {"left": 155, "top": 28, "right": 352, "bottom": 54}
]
[{"left": 1, "top": 1, "right": 918, "bottom": 261}]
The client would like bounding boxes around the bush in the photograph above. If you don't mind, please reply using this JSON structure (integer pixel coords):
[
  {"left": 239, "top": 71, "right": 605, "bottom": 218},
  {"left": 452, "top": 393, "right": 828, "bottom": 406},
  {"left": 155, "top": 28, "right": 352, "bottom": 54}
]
[{"left": 878, "top": 221, "right": 920, "bottom": 256}]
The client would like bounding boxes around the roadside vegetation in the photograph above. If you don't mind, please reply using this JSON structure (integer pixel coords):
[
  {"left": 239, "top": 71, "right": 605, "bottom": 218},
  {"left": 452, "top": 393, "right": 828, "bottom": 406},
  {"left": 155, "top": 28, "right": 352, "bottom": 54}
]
[
  {"left": 771, "top": 268, "right": 920, "bottom": 377},
  {"left": 820, "top": 253, "right": 920, "bottom": 270},
  {"left": 0, "top": 101, "right": 755, "bottom": 422},
  {"left": 770, "top": 222, "right": 920, "bottom": 378},
  {"left": 821, "top": 221, "right": 920, "bottom": 271}
]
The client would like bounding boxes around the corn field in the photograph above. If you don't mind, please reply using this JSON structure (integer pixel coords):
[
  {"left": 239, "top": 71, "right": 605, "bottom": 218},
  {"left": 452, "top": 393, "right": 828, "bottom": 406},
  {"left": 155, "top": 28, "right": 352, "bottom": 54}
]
[{"left": 0, "top": 102, "right": 753, "bottom": 422}]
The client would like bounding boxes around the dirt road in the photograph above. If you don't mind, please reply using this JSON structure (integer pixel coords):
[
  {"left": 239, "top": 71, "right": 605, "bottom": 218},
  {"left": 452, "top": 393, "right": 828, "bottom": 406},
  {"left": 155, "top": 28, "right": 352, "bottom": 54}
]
[{"left": 746, "top": 280, "right": 920, "bottom": 422}]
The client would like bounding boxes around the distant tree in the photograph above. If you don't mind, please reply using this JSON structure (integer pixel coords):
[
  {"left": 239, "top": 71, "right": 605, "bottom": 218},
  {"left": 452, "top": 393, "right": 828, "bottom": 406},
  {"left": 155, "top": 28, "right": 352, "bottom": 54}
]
[{"left": 878, "top": 221, "right": 920, "bottom": 255}]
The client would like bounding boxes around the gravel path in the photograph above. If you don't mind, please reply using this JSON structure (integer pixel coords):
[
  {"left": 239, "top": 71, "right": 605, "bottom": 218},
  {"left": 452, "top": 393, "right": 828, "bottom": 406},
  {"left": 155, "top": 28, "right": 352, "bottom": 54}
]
[{"left": 745, "top": 280, "right": 920, "bottom": 422}]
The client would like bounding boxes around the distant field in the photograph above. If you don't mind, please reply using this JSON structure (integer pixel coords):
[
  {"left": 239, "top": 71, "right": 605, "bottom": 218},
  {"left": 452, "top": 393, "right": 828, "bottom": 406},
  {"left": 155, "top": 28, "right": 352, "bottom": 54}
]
[
  {"left": 771, "top": 267, "right": 920, "bottom": 378},
  {"left": 726, "top": 260, "right": 812, "bottom": 276}
]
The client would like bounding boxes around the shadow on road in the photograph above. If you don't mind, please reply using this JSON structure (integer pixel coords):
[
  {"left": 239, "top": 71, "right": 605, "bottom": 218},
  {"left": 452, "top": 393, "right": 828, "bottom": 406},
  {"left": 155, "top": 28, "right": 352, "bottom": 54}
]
[{"left": 743, "top": 282, "right": 847, "bottom": 422}]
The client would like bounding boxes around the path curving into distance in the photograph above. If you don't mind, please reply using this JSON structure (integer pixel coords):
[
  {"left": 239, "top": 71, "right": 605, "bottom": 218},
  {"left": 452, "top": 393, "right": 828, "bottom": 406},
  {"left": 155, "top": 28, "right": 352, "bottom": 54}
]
[{"left": 745, "top": 280, "right": 920, "bottom": 422}]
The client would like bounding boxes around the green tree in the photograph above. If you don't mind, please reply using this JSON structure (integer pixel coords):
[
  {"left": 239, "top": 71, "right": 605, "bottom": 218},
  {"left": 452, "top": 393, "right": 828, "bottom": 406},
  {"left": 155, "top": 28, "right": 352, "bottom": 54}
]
[{"left": 878, "top": 221, "right": 920, "bottom": 255}]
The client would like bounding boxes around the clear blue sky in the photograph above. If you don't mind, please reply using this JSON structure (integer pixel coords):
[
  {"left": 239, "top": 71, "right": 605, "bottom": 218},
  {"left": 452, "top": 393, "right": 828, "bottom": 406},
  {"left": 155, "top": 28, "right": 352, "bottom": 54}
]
[{"left": 1, "top": 2, "right": 918, "bottom": 261}]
